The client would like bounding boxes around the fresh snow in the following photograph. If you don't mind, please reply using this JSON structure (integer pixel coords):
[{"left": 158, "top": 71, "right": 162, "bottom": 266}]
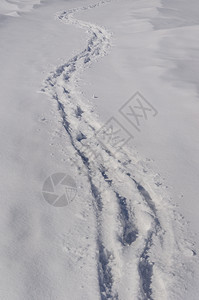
[{"left": 0, "top": 0, "right": 199, "bottom": 299}]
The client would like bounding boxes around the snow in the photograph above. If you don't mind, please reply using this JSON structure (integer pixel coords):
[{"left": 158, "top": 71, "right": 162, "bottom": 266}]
[
  {"left": 0, "top": 0, "right": 41, "bottom": 17},
  {"left": 0, "top": 0, "right": 199, "bottom": 299}
]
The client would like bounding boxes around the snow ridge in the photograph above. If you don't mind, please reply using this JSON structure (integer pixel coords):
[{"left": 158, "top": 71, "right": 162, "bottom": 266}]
[{"left": 42, "top": 1, "right": 197, "bottom": 299}]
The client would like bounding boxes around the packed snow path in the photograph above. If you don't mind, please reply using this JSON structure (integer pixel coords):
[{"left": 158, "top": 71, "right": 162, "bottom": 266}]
[{"left": 42, "top": 1, "right": 196, "bottom": 299}]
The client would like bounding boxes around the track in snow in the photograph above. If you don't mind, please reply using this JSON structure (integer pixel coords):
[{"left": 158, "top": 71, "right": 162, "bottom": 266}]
[{"left": 42, "top": 1, "right": 197, "bottom": 299}]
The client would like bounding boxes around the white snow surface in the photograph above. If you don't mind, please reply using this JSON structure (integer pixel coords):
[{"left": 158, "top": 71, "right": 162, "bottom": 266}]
[
  {"left": 0, "top": 0, "right": 41, "bottom": 17},
  {"left": 0, "top": 0, "right": 199, "bottom": 299}
]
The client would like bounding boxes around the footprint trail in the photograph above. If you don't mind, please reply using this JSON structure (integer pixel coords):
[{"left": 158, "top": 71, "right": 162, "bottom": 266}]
[{"left": 42, "top": 1, "right": 197, "bottom": 299}]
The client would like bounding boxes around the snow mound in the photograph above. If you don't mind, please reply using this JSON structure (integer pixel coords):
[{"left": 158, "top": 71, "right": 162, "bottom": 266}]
[{"left": 0, "top": 0, "right": 41, "bottom": 17}]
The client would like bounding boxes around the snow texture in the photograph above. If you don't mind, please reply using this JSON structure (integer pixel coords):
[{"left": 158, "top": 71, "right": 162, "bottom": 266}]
[{"left": 0, "top": 0, "right": 199, "bottom": 299}]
